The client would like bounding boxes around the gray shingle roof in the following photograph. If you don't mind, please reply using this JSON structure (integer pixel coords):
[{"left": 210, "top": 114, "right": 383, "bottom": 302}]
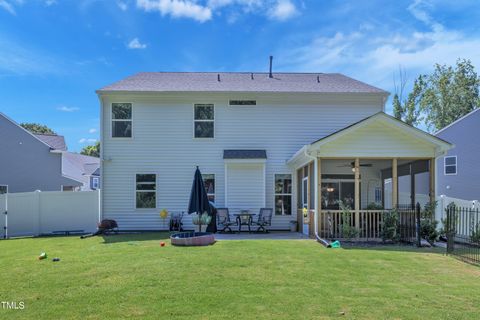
[
  {"left": 62, "top": 152, "right": 100, "bottom": 185},
  {"left": 34, "top": 134, "right": 67, "bottom": 151},
  {"left": 97, "top": 72, "right": 388, "bottom": 94},
  {"left": 223, "top": 150, "right": 267, "bottom": 159}
]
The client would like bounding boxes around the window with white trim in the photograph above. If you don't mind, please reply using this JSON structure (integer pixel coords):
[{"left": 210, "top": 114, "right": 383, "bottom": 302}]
[
  {"left": 202, "top": 174, "right": 215, "bottom": 202},
  {"left": 112, "top": 103, "right": 132, "bottom": 138},
  {"left": 136, "top": 174, "right": 156, "bottom": 209},
  {"left": 444, "top": 156, "right": 457, "bottom": 175},
  {"left": 0, "top": 185, "right": 7, "bottom": 194},
  {"left": 275, "top": 174, "right": 292, "bottom": 215},
  {"left": 92, "top": 177, "right": 99, "bottom": 189},
  {"left": 194, "top": 104, "right": 214, "bottom": 138}
]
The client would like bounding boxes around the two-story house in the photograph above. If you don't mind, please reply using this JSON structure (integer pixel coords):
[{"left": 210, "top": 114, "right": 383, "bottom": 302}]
[
  {"left": 97, "top": 72, "right": 452, "bottom": 236},
  {"left": 435, "top": 108, "right": 480, "bottom": 201},
  {"left": 0, "top": 112, "right": 100, "bottom": 193}
]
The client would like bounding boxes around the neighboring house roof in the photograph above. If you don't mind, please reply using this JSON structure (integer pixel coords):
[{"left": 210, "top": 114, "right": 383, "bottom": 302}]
[
  {"left": 62, "top": 152, "right": 100, "bottom": 188},
  {"left": 434, "top": 108, "right": 480, "bottom": 135},
  {"left": 34, "top": 133, "right": 67, "bottom": 151},
  {"left": 97, "top": 72, "right": 388, "bottom": 94},
  {"left": 223, "top": 150, "right": 267, "bottom": 159}
]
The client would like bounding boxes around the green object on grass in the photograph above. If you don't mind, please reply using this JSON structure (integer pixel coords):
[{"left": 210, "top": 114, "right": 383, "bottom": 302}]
[{"left": 330, "top": 240, "right": 341, "bottom": 248}]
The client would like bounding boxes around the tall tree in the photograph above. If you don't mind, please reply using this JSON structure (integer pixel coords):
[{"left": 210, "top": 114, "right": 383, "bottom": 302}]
[
  {"left": 420, "top": 59, "right": 480, "bottom": 132},
  {"left": 392, "top": 66, "right": 423, "bottom": 126},
  {"left": 20, "top": 123, "right": 56, "bottom": 134},
  {"left": 81, "top": 141, "right": 100, "bottom": 158}
]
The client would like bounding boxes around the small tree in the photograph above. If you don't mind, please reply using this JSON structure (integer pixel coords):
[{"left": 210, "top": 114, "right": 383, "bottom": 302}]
[
  {"left": 392, "top": 66, "right": 424, "bottom": 127},
  {"left": 20, "top": 122, "right": 56, "bottom": 134},
  {"left": 339, "top": 202, "right": 359, "bottom": 239},
  {"left": 81, "top": 141, "right": 100, "bottom": 158},
  {"left": 380, "top": 209, "right": 400, "bottom": 243}
]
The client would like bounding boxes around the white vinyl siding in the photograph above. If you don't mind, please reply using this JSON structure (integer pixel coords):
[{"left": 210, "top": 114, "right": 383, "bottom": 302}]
[{"left": 101, "top": 93, "right": 383, "bottom": 230}]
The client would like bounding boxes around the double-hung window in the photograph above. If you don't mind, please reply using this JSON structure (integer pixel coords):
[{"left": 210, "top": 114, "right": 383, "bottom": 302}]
[
  {"left": 112, "top": 103, "right": 132, "bottom": 138},
  {"left": 275, "top": 174, "right": 292, "bottom": 215},
  {"left": 444, "top": 156, "right": 457, "bottom": 175},
  {"left": 194, "top": 104, "right": 214, "bottom": 138},
  {"left": 0, "top": 185, "right": 7, "bottom": 194},
  {"left": 136, "top": 174, "right": 156, "bottom": 209},
  {"left": 202, "top": 174, "right": 215, "bottom": 202}
]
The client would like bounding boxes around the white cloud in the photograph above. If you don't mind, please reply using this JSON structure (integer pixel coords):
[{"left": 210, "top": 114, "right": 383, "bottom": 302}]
[
  {"left": 57, "top": 106, "right": 80, "bottom": 112},
  {"left": 117, "top": 1, "right": 127, "bottom": 11},
  {"left": 136, "top": 0, "right": 212, "bottom": 23},
  {"left": 127, "top": 37, "right": 147, "bottom": 49},
  {"left": 268, "top": 0, "right": 297, "bottom": 21},
  {"left": 89, "top": 128, "right": 97, "bottom": 133},
  {"left": 0, "top": 0, "right": 17, "bottom": 15},
  {"left": 277, "top": 1, "right": 480, "bottom": 96},
  {"left": 45, "top": 0, "right": 57, "bottom": 6},
  {"left": 79, "top": 138, "right": 97, "bottom": 144}
]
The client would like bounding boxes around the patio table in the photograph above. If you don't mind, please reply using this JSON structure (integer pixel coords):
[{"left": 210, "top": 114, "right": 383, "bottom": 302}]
[{"left": 233, "top": 212, "right": 256, "bottom": 233}]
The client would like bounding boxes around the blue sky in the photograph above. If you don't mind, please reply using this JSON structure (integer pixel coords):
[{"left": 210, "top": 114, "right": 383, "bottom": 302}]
[{"left": 1, "top": 0, "right": 479, "bottom": 152}]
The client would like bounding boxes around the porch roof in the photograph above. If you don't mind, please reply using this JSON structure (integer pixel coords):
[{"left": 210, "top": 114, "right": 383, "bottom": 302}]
[{"left": 287, "top": 112, "right": 453, "bottom": 168}]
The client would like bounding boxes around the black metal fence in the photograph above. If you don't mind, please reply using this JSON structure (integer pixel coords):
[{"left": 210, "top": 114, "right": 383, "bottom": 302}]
[
  {"left": 446, "top": 205, "right": 480, "bottom": 265},
  {"left": 396, "top": 203, "right": 421, "bottom": 245}
]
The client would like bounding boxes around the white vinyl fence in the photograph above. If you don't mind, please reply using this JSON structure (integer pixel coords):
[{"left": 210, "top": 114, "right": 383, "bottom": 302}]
[
  {"left": 436, "top": 195, "right": 480, "bottom": 227},
  {"left": 0, "top": 190, "right": 100, "bottom": 239}
]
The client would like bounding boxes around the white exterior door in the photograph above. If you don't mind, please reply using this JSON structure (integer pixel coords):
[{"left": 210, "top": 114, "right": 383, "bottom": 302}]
[{"left": 225, "top": 163, "right": 265, "bottom": 214}]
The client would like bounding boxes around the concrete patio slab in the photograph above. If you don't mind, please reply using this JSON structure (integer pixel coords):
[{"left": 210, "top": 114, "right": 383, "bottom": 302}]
[{"left": 214, "top": 232, "right": 309, "bottom": 240}]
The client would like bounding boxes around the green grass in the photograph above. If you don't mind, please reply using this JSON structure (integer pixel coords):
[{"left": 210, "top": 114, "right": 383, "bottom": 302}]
[{"left": 1, "top": 233, "right": 479, "bottom": 319}]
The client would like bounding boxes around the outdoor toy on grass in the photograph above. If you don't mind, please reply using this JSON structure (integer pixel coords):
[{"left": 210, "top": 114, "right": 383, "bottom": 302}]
[{"left": 38, "top": 252, "right": 47, "bottom": 260}]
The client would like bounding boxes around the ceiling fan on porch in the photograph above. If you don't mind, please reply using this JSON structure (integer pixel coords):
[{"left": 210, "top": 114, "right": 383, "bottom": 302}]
[{"left": 337, "top": 161, "right": 373, "bottom": 168}]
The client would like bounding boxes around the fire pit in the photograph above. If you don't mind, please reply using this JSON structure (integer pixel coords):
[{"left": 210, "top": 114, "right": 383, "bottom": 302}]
[{"left": 170, "top": 232, "right": 215, "bottom": 246}]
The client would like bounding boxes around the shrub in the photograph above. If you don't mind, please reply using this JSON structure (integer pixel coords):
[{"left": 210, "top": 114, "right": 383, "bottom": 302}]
[
  {"left": 339, "top": 202, "right": 359, "bottom": 239},
  {"left": 366, "top": 202, "right": 383, "bottom": 210},
  {"left": 380, "top": 209, "right": 399, "bottom": 243},
  {"left": 471, "top": 223, "right": 480, "bottom": 244},
  {"left": 420, "top": 201, "right": 439, "bottom": 245}
]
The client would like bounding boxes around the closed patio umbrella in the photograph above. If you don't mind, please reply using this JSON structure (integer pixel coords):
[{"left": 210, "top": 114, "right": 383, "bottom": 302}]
[{"left": 188, "top": 166, "right": 216, "bottom": 233}]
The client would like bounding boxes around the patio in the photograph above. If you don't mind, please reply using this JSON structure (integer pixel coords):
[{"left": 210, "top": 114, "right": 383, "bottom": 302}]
[{"left": 215, "top": 231, "right": 308, "bottom": 240}]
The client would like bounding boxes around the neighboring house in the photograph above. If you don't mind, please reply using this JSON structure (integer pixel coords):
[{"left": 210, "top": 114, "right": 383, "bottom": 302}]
[
  {"left": 0, "top": 112, "right": 100, "bottom": 193},
  {"left": 435, "top": 108, "right": 480, "bottom": 200},
  {"left": 97, "top": 72, "right": 452, "bottom": 233}
]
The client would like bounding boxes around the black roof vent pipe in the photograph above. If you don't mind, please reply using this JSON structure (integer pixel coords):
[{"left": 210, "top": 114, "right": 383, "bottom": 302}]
[{"left": 269, "top": 56, "right": 273, "bottom": 78}]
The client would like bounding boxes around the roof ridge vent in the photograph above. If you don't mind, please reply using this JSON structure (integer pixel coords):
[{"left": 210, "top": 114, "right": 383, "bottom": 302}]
[
  {"left": 317, "top": 75, "right": 320, "bottom": 83},
  {"left": 217, "top": 74, "right": 220, "bottom": 82}
]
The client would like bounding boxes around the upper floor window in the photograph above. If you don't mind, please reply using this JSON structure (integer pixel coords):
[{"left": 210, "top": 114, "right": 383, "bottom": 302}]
[
  {"left": 136, "top": 174, "right": 156, "bottom": 209},
  {"left": 194, "top": 104, "right": 214, "bottom": 138},
  {"left": 112, "top": 103, "right": 132, "bottom": 138},
  {"left": 0, "top": 185, "right": 7, "bottom": 194},
  {"left": 275, "top": 174, "right": 292, "bottom": 215},
  {"left": 202, "top": 174, "right": 215, "bottom": 202},
  {"left": 444, "top": 156, "right": 457, "bottom": 175}
]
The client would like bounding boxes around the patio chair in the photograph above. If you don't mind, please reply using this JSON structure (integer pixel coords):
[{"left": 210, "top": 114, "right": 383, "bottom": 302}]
[
  {"left": 169, "top": 212, "right": 184, "bottom": 232},
  {"left": 217, "top": 208, "right": 236, "bottom": 233},
  {"left": 253, "top": 208, "right": 273, "bottom": 233}
]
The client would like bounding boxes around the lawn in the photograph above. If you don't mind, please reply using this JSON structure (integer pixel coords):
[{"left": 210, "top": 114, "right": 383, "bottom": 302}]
[{"left": 0, "top": 233, "right": 479, "bottom": 319}]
